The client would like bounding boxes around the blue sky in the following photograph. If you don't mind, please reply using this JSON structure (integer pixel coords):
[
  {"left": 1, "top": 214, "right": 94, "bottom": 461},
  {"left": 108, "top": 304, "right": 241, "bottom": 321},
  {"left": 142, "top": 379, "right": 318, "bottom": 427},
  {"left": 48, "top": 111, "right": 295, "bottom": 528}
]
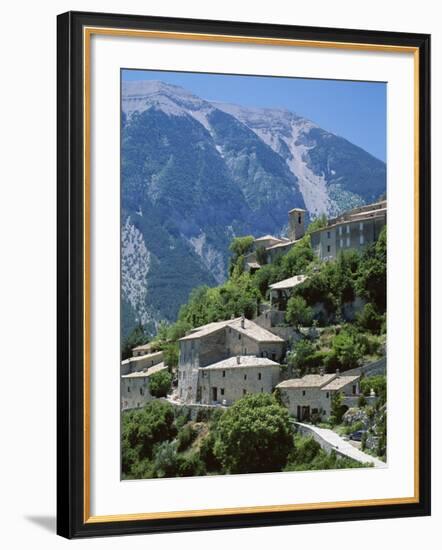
[{"left": 123, "top": 69, "right": 386, "bottom": 162}]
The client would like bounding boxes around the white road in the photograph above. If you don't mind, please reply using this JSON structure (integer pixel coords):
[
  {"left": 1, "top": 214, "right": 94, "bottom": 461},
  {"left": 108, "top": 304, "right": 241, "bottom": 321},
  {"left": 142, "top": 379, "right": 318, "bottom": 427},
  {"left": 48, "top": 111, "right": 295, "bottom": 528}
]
[{"left": 294, "top": 421, "right": 387, "bottom": 468}]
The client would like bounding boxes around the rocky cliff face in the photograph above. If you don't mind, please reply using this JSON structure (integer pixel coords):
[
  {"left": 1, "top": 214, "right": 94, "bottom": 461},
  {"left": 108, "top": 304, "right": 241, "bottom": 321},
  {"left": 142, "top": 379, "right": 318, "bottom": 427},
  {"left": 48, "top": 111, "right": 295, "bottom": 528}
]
[{"left": 121, "top": 80, "right": 386, "bottom": 336}]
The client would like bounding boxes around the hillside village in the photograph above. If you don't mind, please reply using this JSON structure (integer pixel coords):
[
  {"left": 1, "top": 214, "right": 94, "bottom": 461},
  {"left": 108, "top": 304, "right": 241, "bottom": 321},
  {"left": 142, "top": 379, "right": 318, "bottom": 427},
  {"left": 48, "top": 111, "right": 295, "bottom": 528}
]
[{"left": 121, "top": 200, "right": 388, "bottom": 478}]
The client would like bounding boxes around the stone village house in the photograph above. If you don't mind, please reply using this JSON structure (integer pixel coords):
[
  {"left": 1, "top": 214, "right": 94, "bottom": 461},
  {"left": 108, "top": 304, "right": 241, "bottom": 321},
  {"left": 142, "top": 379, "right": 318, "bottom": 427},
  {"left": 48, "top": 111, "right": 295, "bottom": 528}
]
[
  {"left": 276, "top": 371, "right": 360, "bottom": 421},
  {"left": 121, "top": 350, "right": 168, "bottom": 410},
  {"left": 122, "top": 201, "right": 384, "bottom": 414},
  {"left": 177, "top": 316, "right": 285, "bottom": 404},
  {"left": 245, "top": 200, "right": 386, "bottom": 272}
]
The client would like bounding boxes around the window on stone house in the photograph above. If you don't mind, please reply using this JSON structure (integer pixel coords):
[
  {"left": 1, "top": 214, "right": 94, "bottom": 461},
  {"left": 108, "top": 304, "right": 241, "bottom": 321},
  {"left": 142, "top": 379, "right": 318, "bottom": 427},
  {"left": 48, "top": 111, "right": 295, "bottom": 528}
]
[
  {"left": 326, "top": 392, "right": 330, "bottom": 398},
  {"left": 127, "top": 386, "right": 130, "bottom": 393},
  {"left": 346, "top": 236, "right": 350, "bottom": 247},
  {"left": 302, "top": 390, "right": 306, "bottom": 396},
  {"left": 360, "top": 234, "right": 364, "bottom": 245},
  {"left": 327, "top": 231, "right": 331, "bottom": 239},
  {"left": 339, "top": 226, "right": 343, "bottom": 235},
  {"left": 258, "top": 372, "right": 262, "bottom": 380},
  {"left": 298, "top": 215, "right": 302, "bottom": 224},
  {"left": 272, "top": 353, "right": 276, "bottom": 361},
  {"left": 243, "top": 389, "right": 247, "bottom": 396},
  {"left": 261, "top": 387, "right": 264, "bottom": 393},
  {"left": 352, "top": 385, "right": 357, "bottom": 395},
  {"left": 346, "top": 225, "right": 350, "bottom": 234},
  {"left": 327, "top": 245, "right": 331, "bottom": 253},
  {"left": 238, "top": 334, "right": 241, "bottom": 340},
  {"left": 340, "top": 238, "right": 343, "bottom": 248},
  {"left": 244, "top": 374, "right": 247, "bottom": 380},
  {"left": 140, "top": 387, "right": 143, "bottom": 395},
  {"left": 221, "top": 388, "right": 225, "bottom": 396},
  {"left": 222, "top": 370, "right": 226, "bottom": 377}
]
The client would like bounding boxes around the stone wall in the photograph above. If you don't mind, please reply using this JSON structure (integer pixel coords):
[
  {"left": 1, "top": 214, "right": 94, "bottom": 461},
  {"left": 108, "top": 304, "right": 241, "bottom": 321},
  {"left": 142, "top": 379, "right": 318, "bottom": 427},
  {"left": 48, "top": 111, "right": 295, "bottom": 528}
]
[
  {"left": 280, "top": 386, "right": 331, "bottom": 419},
  {"left": 345, "top": 356, "right": 386, "bottom": 377},
  {"left": 121, "top": 376, "right": 153, "bottom": 411},
  {"left": 178, "top": 329, "right": 228, "bottom": 403},
  {"left": 199, "top": 365, "right": 280, "bottom": 405}
]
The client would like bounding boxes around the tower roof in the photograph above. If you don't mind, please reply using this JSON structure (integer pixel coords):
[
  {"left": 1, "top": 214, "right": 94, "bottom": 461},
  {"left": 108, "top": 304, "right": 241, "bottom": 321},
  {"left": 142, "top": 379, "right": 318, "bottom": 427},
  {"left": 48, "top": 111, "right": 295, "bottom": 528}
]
[{"left": 288, "top": 208, "right": 306, "bottom": 214}]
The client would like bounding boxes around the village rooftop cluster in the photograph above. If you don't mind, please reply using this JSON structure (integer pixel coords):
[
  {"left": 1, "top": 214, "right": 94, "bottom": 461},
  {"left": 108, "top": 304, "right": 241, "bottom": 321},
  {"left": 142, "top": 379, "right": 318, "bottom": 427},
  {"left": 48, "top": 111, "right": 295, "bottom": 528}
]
[{"left": 121, "top": 200, "right": 386, "bottom": 423}]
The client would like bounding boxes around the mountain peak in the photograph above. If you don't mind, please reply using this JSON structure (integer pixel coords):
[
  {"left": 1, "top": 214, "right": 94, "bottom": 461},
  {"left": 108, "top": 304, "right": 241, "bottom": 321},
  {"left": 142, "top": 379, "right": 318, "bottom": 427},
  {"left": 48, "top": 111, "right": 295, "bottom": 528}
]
[{"left": 122, "top": 79, "right": 211, "bottom": 117}]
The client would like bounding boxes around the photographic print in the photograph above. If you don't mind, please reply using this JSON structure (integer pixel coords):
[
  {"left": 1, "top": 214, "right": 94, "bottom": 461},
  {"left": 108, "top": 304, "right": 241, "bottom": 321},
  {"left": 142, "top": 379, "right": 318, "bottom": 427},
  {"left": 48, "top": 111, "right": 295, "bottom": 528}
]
[
  {"left": 120, "top": 69, "right": 387, "bottom": 479},
  {"left": 57, "top": 12, "right": 430, "bottom": 537}
]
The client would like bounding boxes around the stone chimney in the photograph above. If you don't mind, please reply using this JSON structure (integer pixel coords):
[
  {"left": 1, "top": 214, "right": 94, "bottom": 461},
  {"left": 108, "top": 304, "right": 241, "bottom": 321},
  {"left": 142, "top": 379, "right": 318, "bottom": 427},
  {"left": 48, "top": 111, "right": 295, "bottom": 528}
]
[
  {"left": 288, "top": 208, "right": 306, "bottom": 241},
  {"left": 319, "top": 367, "right": 325, "bottom": 376},
  {"left": 241, "top": 314, "right": 245, "bottom": 329},
  {"left": 335, "top": 368, "right": 340, "bottom": 377},
  {"left": 236, "top": 355, "right": 241, "bottom": 365}
]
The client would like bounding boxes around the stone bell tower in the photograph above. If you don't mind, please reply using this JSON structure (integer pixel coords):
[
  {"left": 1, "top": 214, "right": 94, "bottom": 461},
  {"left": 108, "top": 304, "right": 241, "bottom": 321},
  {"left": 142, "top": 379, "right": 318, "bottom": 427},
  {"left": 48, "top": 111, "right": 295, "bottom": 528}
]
[{"left": 288, "top": 208, "right": 306, "bottom": 241}]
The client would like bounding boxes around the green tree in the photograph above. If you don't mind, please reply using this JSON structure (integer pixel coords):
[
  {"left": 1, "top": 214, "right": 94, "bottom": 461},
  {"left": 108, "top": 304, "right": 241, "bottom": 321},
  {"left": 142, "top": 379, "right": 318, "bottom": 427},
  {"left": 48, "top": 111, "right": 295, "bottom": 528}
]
[
  {"left": 327, "top": 328, "right": 364, "bottom": 371},
  {"left": 121, "top": 322, "right": 149, "bottom": 360},
  {"left": 121, "top": 400, "right": 177, "bottom": 477},
  {"left": 286, "top": 295, "right": 314, "bottom": 328},
  {"left": 213, "top": 394, "right": 293, "bottom": 474},
  {"left": 306, "top": 214, "right": 327, "bottom": 235},
  {"left": 287, "top": 338, "right": 314, "bottom": 373},
  {"left": 330, "top": 391, "right": 347, "bottom": 425},
  {"left": 149, "top": 370, "right": 172, "bottom": 398},
  {"left": 179, "top": 274, "right": 260, "bottom": 327},
  {"left": 285, "top": 434, "right": 366, "bottom": 471},
  {"left": 151, "top": 441, "right": 181, "bottom": 478},
  {"left": 163, "top": 343, "right": 179, "bottom": 368},
  {"left": 177, "top": 423, "right": 197, "bottom": 452},
  {"left": 279, "top": 236, "right": 314, "bottom": 278},
  {"left": 198, "top": 432, "right": 221, "bottom": 472},
  {"left": 255, "top": 245, "right": 268, "bottom": 266},
  {"left": 356, "top": 303, "right": 383, "bottom": 334},
  {"left": 178, "top": 453, "right": 206, "bottom": 477},
  {"left": 229, "top": 235, "right": 254, "bottom": 275},
  {"left": 252, "top": 263, "right": 277, "bottom": 298},
  {"left": 356, "top": 226, "right": 387, "bottom": 313},
  {"left": 360, "top": 375, "right": 386, "bottom": 404}
]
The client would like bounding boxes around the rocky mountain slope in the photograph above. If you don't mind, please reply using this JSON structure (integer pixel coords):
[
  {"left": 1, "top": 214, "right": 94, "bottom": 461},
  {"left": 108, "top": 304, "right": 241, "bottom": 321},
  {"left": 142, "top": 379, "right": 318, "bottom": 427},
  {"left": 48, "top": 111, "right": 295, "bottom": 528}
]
[{"left": 121, "top": 80, "right": 386, "bottom": 336}]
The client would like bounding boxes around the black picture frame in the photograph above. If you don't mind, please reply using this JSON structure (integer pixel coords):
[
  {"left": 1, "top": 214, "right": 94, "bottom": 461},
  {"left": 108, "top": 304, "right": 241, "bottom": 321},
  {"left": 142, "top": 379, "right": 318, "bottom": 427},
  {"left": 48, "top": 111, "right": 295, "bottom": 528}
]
[{"left": 57, "top": 10, "right": 431, "bottom": 539}]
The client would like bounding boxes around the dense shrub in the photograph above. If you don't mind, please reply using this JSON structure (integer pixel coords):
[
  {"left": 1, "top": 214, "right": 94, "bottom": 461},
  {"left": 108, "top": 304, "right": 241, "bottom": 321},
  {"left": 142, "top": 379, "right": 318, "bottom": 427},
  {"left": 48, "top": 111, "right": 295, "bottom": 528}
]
[
  {"left": 177, "top": 424, "right": 197, "bottom": 452},
  {"left": 286, "top": 296, "right": 314, "bottom": 328},
  {"left": 360, "top": 375, "right": 386, "bottom": 403},
  {"left": 285, "top": 435, "right": 367, "bottom": 471},
  {"left": 121, "top": 401, "right": 177, "bottom": 477},
  {"left": 178, "top": 453, "right": 206, "bottom": 477},
  {"left": 326, "top": 327, "right": 365, "bottom": 371},
  {"left": 356, "top": 303, "right": 384, "bottom": 334},
  {"left": 121, "top": 323, "right": 149, "bottom": 360},
  {"left": 149, "top": 370, "right": 172, "bottom": 398},
  {"left": 213, "top": 394, "right": 293, "bottom": 474},
  {"left": 198, "top": 432, "right": 218, "bottom": 471},
  {"left": 151, "top": 441, "right": 181, "bottom": 478}
]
